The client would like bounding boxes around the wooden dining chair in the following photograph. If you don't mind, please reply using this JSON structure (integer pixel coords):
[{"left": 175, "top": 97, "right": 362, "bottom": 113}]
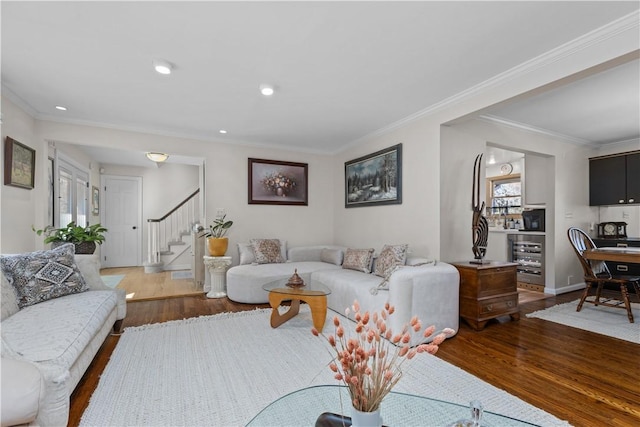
[{"left": 567, "top": 227, "right": 640, "bottom": 323}]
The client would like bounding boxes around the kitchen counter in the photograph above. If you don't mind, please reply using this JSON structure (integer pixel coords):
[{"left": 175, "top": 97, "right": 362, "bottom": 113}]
[{"left": 489, "top": 228, "right": 545, "bottom": 236}]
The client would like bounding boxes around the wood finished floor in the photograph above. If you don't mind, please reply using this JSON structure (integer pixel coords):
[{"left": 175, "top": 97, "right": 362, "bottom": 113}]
[
  {"left": 100, "top": 266, "right": 204, "bottom": 301},
  {"left": 69, "top": 279, "right": 640, "bottom": 427}
]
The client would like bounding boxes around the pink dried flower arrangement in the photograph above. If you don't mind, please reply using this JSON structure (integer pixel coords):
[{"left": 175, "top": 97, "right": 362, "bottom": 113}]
[{"left": 312, "top": 300, "right": 455, "bottom": 413}]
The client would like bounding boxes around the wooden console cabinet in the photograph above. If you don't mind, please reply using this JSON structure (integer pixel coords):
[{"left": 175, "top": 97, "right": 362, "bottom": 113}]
[{"left": 452, "top": 261, "right": 519, "bottom": 331}]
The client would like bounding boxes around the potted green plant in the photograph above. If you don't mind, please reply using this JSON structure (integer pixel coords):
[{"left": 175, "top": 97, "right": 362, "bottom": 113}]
[
  {"left": 203, "top": 215, "right": 233, "bottom": 256},
  {"left": 33, "top": 221, "right": 108, "bottom": 254}
]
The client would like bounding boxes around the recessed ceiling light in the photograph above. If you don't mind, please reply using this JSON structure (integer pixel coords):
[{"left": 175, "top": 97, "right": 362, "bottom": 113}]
[
  {"left": 153, "top": 59, "right": 172, "bottom": 75},
  {"left": 259, "top": 84, "right": 274, "bottom": 96},
  {"left": 219, "top": 130, "right": 227, "bottom": 134},
  {"left": 55, "top": 105, "right": 67, "bottom": 111}
]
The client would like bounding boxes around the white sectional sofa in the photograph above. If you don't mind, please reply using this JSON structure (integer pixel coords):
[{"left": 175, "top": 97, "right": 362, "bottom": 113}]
[
  {"left": 227, "top": 244, "right": 460, "bottom": 345},
  {"left": 1, "top": 245, "right": 127, "bottom": 427}
]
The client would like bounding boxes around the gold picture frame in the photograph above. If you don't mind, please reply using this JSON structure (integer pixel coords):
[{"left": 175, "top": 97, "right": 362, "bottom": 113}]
[{"left": 4, "top": 137, "right": 35, "bottom": 189}]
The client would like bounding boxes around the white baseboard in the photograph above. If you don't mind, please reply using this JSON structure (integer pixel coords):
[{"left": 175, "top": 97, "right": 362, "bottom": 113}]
[{"left": 545, "top": 282, "right": 586, "bottom": 295}]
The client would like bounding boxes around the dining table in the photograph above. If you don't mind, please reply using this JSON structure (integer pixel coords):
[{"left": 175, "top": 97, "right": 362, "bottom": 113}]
[{"left": 583, "top": 246, "right": 640, "bottom": 264}]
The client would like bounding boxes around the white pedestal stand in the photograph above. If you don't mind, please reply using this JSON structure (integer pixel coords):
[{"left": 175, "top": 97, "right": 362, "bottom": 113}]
[{"left": 203, "top": 256, "right": 232, "bottom": 298}]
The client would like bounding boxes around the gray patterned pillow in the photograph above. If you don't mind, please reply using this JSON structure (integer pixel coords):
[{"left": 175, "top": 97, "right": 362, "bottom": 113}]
[
  {"left": 342, "top": 248, "right": 375, "bottom": 273},
  {"left": 250, "top": 239, "right": 285, "bottom": 264},
  {"left": 0, "top": 243, "right": 89, "bottom": 309},
  {"left": 374, "top": 244, "right": 409, "bottom": 277}
]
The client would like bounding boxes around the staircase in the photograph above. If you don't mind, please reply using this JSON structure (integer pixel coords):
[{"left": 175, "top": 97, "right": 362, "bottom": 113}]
[{"left": 144, "top": 189, "right": 200, "bottom": 273}]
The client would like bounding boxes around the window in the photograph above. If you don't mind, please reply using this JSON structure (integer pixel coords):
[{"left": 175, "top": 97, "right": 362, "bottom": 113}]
[
  {"left": 487, "top": 174, "right": 523, "bottom": 217},
  {"left": 57, "top": 155, "right": 89, "bottom": 227}
]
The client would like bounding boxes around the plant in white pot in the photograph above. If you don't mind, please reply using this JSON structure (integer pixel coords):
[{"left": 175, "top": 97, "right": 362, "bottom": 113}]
[{"left": 204, "top": 215, "right": 233, "bottom": 256}]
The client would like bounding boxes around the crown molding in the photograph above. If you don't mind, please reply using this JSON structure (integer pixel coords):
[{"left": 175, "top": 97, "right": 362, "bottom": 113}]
[
  {"left": 34, "top": 113, "right": 332, "bottom": 156},
  {"left": 341, "top": 10, "right": 640, "bottom": 153},
  {"left": 477, "top": 114, "right": 596, "bottom": 146},
  {"left": 1, "top": 84, "right": 39, "bottom": 117}
]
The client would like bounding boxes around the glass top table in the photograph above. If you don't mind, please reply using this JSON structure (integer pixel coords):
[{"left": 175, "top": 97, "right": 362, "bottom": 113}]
[
  {"left": 246, "top": 385, "right": 541, "bottom": 426},
  {"left": 262, "top": 278, "right": 331, "bottom": 331}
]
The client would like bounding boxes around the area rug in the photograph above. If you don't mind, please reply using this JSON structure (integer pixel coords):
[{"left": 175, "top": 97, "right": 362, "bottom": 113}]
[
  {"left": 527, "top": 300, "right": 639, "bottom": 344},
  {"left": 100, "top": 274, "right": 125, "bottom": 288},
  {"left": 80, "top": 308, "right": 569, "bottom": 426},
  {"left": 170, "top": 270, "right": 193, "bottom": 280}
]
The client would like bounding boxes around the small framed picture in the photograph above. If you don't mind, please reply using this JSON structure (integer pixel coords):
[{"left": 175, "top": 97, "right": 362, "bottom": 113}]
[
  {"left": 4, "top": 137, "right": 35, "bottom": 189},
  {"left": 92, "top": 186, "right": 100, "bottom": 215},
  {"left": 345, "top": 143, "right": 402, "bottom": 208},
  {"left": 248, "top": 158, "right": 308, "bottom": 206}
]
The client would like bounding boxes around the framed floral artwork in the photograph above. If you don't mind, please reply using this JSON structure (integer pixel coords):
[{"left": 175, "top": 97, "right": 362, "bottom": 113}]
[
  {"left": 345, "top": 143, "right": 402, "bottom": 208},
  {"left": 4, "top": 136, "right": 36, "bottom": 190},
  {"left": 248, "top": 158, "right": 308, "bottom": 206}
]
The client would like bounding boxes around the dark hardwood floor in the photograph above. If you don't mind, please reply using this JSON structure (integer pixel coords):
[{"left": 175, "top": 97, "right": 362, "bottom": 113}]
[{"left": 69, "top": 291, "right": 640, "bottom": 427}]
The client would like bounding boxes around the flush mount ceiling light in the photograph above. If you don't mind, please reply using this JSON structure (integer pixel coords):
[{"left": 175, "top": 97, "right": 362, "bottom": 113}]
[
  {"left": 153, "top": 59, "right": 173, "bottom": 75},
  {"left": 259, "top": 84, "right": 275, "bottom": 96},
  {"left": 219, "top": 130, "right": 227, "bottom": 134},
  {"left": 146, "top": 152, "right": 169, "bottom": 162},
  {"left": 55, "top": 105, "right": 67, "bottom": 111}
]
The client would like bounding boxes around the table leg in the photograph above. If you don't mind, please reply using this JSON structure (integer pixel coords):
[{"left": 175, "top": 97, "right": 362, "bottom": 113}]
[
  {"left": 269, "top": 294, "right": 300, "bottom": 328},
  {"left": 304, "top": 295, "right": 328, "bottom": 331}
]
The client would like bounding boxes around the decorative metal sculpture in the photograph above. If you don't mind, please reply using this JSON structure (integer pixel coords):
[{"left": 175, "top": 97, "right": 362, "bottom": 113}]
[{"left": 471, "top": 154, "right": 489, "bottom": 264}]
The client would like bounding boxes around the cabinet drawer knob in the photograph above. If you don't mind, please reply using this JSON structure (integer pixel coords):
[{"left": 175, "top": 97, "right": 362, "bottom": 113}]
[
  {"left": 507, "top": 301, "right": 513, "bottom": 307},
  {"left": 486, "top": 305, "right": 493, "bottom": 312},
  {"left": 619, "top": 199, "right": 625, "bottom": 204},
  {"left": 617, "top": 265, "right": 629, "bottom": 272},
  {"left": 629, "top": 198, "right": 635, "bottom": 203}
]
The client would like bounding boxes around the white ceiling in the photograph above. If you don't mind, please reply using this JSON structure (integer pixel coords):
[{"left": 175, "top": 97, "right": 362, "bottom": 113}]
[{"left": 2, "top": 1, "right": 639, "bottom": 164}]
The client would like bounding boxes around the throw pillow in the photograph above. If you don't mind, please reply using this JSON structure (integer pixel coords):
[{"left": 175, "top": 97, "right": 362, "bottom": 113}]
[
  {"left": 0, "top": 243, "right": 89, "bottom": 309},
  {"left": 342, "top": 248, "right": 375, "bottom": 273},
  {"left": 250, "top": 239, "right": 285, "bottom": 264},
  {"left": 321, "top": 248, "right": 344, "bottom": 266},
  {"left": 238, "top": 243, "right": 256, "bottom": 265},
  {"left": 374, "top": 244, "right": 409, "bottom": 277}
]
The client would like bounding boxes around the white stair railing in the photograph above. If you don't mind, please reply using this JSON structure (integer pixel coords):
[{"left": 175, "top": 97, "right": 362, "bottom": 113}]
[{"left": 146, "top": 189, "right": 200, "bottom": 272}]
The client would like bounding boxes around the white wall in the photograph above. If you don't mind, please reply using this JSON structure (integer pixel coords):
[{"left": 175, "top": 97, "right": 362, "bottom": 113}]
[
  {"left": 441, "top": 118, "right": 604, "bottom": 294},
  {"left": 0, "top": 97, "right": 43, "bottom": 253},
  {"left": 29, "top": 119, "right": 335, "bottom": 266},
  {"left": 333, "top": 119, "right": 442, "bottom": 258}
]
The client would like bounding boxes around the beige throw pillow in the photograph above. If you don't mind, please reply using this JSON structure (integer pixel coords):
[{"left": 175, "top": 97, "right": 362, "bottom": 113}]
[
  {"left": 374, "top": 244, "right": 409, "bottom": 277},
  {"left": 250, "top": 239, "right": 285, "bottom": 264},
  {"left": 342, "top": 248, "right": 375, "bottom": 273}
]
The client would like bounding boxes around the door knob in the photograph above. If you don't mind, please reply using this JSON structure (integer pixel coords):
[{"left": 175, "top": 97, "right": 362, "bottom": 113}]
[{"left": 132, "top": 226, "right": 137, "bottom": 230}]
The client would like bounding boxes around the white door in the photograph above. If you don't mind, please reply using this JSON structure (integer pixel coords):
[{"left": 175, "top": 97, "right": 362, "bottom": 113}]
[{"left": 101, "top": 175, "right": 142, "bottom": 267}]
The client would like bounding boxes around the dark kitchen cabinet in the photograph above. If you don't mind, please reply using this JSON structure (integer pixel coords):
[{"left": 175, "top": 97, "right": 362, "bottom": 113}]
[{"left": 589, "top": 151, "right": 639, "bottom": 206}]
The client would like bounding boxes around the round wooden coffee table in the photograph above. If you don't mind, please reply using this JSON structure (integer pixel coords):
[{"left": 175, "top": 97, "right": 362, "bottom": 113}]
[{"left": 262, "top": 279, "right": 331, "bottom": 331}]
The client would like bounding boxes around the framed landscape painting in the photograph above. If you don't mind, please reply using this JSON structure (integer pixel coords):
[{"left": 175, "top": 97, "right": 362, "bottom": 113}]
[
  {"left": 4, "top": 137, "right": 35, "bottom": 189},
  {"left": 248, "top": 158, "right": 308, "bottom": 206},
  {"left": 345, "top": 143, "right": 402, "bottom": 208}
]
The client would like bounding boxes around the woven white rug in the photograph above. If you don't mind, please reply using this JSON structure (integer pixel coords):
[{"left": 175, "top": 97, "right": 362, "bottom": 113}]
[
  {"left": 81, "top": 307, "right": 569, "bottom": 426},
  {"left": 527, "top": 300, "right": 640, "bottom": 344}
]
